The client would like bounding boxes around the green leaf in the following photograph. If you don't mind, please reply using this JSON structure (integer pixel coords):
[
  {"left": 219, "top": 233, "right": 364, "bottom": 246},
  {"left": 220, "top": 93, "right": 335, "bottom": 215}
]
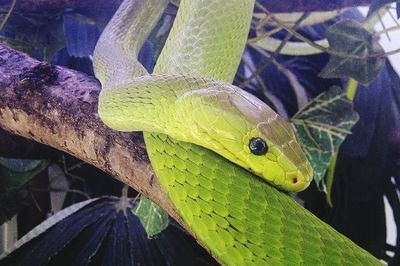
[
  {"left": 0, "top": 158, "right": 49, "bottom": 193},
  {"left": 133, "top": 196, "right": 169, "bottom": 238},
  {"left": 292, "top": 86, "right": 359, "bottom": 190},
  {"left": 320, "top": 20, "right": 385, "bottom": 85},
  {"left": 0, "top": 158, "right": 49, "bottom": 223},
  {"left": 0, "top": 158, "right": 42, "bottom": 172}
]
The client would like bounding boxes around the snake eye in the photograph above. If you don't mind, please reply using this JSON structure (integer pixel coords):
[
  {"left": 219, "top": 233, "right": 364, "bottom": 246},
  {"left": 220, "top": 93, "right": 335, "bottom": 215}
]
[{"left": 249, "top": 137, "right": 268, "bottom": 155}]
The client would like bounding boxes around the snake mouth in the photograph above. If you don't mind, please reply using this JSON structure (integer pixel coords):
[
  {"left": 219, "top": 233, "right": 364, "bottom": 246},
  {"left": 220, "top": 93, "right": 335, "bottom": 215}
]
[
  {"left": 282, "top": 163, "right": 313, "bottom": 192},
  {"left": 258, "top": 156, "right": 313, "bottom": 192},
  {"left": 284, "top": 178, "right": 310, "bottom": 192}
]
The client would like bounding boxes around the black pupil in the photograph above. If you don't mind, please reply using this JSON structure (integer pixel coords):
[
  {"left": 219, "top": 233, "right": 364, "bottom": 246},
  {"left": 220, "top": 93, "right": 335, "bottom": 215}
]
[{"left": 249, "top": 138, "right": 268, "bottom": 155}]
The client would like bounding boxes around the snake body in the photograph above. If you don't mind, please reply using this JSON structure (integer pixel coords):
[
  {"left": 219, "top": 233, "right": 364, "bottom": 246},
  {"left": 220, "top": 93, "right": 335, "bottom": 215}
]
[{"left": 94, "top": 0, "right": 380, "bottom": 264}]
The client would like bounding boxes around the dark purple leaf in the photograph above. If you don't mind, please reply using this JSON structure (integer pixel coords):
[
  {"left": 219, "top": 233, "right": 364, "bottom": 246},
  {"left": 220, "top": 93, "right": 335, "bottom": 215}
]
[{"left": 0, "top": 197, "right": 217, "bottom": 266}]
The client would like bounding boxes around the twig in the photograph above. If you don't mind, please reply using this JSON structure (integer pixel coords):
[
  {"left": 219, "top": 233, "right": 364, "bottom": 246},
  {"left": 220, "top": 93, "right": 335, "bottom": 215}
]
[
  {"left": 375, "top": 24, "right": 400, "bottom": 35},
  {"left": 325, "top": 78, "right": 359, "bottom": 206},
  {"left": 240, "top": 9, "right": 309, "bottom": 88},
  {"left": 256, "top": 3, "right": 400, "bottom": 60},
  {"left": 0, "top": 0, "right": 16, "bottom": 31},
  {"left": 345, "top": 78, "right": 359, "bottom": 101}
]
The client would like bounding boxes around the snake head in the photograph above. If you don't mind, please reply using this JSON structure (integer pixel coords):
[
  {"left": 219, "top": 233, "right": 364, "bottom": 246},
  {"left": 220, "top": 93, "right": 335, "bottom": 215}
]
[
  {"left": 185, "top": 81, "right": 313, "bottom": 192},
  {"left": 239, "top": 116, "right": 314, "bottom": 192},
  {"left": 99, "top": 74, "right": 312, "bottom": 192},
  {"left": 233, "top": 90, "right": 313, "bottom": 192}
]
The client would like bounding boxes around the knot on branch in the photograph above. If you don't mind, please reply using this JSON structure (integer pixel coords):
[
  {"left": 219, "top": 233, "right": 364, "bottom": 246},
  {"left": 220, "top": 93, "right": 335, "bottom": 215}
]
[{"left": 15, "top": 63, "right": 58, "bottom": 95}]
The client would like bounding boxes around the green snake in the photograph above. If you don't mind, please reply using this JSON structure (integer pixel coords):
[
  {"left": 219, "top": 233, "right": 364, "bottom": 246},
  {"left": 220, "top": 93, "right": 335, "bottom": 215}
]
[{"left": 93, "top": 0, "right": 381, "bottom": 264}]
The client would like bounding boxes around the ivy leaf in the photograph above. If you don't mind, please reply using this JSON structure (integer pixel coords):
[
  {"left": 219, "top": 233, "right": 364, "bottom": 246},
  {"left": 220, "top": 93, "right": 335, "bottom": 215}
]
[
  {"left": 0, "top": 158, "right": 43, "bottom": 172},
  {"left": 292, "top": 86, "right": 359, "bottom": 190},
  {"left": 320, "top": 20, "right": 385, "bottom": 85},
  {"left": 0, "top": 158, "right": 49, "bottom": 193},
  {"left": 133, "top": 196, "right": 169, "bottom": 238}
]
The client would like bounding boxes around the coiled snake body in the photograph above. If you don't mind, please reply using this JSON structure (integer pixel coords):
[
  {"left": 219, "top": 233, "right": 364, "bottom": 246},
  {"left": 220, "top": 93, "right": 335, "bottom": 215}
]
[{"left": 94, "top": 0, "right": 380, "bottom": 264}]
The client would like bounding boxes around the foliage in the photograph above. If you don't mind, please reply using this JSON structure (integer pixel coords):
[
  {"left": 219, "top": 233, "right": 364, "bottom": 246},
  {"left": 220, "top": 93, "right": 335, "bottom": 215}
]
[
  {"left": 0, "top": 197, "right": 217, "bottom": 265},
  {"left": 0, "top": 4, "right": 106, "bottom": 62},
  {"left": 292, "top": 87, "right": 359, "bottom": 190},
  {"left": 133, "top": 197, "right": 169, "bottom": 238},
  {"left": 320, "top": 20, "right": 385, "bottom": 85}
]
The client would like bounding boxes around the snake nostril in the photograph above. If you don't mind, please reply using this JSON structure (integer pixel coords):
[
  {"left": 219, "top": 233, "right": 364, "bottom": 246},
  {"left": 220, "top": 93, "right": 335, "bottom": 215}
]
[{"left": 292, "top": 177, "right": 298, "bottom": 184}]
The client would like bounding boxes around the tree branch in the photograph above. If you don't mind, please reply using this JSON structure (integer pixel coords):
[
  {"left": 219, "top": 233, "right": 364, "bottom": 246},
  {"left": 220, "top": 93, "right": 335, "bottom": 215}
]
[
  {"left": 0, "top": 0, "right": 374, "bottom": 13},
  {"left": 0, "top": 44, "right": 183, "bottom": 225}
]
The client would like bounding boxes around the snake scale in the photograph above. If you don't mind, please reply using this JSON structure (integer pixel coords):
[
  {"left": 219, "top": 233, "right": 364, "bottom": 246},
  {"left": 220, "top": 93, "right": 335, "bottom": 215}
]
[{"left": 93, "top": 0, "right": 381, "bottom": 264}]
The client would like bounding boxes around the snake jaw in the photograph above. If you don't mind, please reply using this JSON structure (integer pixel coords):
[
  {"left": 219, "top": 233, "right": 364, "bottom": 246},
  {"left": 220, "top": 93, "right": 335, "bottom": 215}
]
[
  {"left": 275, "top": 145, "right": 313, "bottom": 192},
  {"left": 258, "top": 154, "right": 312, "bottom": 192},
  {"left": 282, "top": 166, "right": 313, "bottom": 192},
  {"left": 237, "top": 124, "right": 312, "bottom": 192}
]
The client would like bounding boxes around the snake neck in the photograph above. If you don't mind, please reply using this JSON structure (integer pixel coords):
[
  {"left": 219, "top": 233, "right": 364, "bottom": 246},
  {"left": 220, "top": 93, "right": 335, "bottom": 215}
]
[
  {"left": 93, "top": 0, "right": 168, "bottom": 87},
  {"left": 154, "top": 0, "right": 254, "bottom": 83}
]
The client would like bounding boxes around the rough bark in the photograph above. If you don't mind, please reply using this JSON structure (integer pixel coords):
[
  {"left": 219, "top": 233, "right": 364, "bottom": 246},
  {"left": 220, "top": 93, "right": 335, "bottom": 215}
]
[
  {"left": 0, "top": 0, "right": 373, "bottom": 13},
  {"left": 0, "top": 44, "right": 182, "bottom": 224}
]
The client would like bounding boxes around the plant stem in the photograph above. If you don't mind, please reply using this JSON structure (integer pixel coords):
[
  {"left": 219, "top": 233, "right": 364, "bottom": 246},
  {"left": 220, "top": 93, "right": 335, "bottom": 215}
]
[
  {"left": 254, "top": 2, "right": 400, "bottom": 60},
  {"left": 326, "top": 78, "right": 359, "bottom": 207},
  {"left": 121, "top": 184, "right": 129, "bottom": 199},
  {"left": 325, "top": 153, "right": 337, "bottom": 207},
  {"left": 0, "top": 0, "right": 16, "bottom": 31},
  {"left": 346, "top": 78, "right": 359, "bottom": 101}
]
